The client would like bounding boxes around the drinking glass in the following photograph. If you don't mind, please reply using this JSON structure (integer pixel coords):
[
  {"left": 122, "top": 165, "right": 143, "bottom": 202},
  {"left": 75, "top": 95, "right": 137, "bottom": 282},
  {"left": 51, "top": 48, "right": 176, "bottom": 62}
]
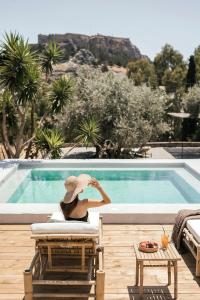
[{"left": 161, "top": 234, "right": 169, "bottom": 250}]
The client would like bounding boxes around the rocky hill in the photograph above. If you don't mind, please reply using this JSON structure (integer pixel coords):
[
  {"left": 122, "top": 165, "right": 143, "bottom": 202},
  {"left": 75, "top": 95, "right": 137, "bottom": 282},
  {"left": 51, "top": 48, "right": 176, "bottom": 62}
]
[
  {"left": 52, "top": 49, "right": 127, "bottom": 79},
  {"left": 34, "top": 33, "right": 143, "bottom": 66}
]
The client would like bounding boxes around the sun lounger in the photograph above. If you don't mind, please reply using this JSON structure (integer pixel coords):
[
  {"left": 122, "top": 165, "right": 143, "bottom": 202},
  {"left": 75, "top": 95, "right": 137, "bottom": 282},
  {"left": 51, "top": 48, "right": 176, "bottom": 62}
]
[
  {"left": 24, "top": 212, "right": 105, "bottom": 300},
  {"left": 183, "top": 219, "right": 200, "bottom": 276},
  {"left": 133, "top": 146, "right": 152, "bottom": 158}
]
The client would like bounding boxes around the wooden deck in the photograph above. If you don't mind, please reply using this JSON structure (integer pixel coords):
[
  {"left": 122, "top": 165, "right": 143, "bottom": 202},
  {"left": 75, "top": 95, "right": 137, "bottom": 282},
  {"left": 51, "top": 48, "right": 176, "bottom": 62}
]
[{"left": 0, "top": 224, "right": 200, "bottom": 299}]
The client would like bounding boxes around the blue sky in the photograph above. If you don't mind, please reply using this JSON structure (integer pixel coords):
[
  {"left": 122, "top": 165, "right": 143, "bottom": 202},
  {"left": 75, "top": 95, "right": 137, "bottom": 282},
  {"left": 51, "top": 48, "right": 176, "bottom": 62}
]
[{"left": 0, "top": 0, "right": 200, "bottom": 60}]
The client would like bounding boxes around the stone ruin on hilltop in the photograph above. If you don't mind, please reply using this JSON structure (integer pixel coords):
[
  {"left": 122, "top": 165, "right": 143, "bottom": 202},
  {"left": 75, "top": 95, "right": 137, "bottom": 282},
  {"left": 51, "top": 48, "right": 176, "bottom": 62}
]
[{"left": 35, "top": 33, "right": 143, "bottom": 66}]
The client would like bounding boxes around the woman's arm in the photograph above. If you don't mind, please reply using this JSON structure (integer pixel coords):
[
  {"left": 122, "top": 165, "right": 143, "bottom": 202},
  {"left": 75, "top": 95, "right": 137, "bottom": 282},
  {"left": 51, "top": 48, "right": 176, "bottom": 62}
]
[{"left": 84, "top": 178, "right": 111, "bottom": 208}]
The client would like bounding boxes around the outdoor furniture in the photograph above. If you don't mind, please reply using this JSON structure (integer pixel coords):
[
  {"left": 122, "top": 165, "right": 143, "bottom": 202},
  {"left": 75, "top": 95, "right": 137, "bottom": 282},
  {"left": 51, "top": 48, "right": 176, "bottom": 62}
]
[
  {"left": 134, "top": 242, "right": 181, "bottom": 299},
  {"left": 183, "top": 219, "right": 200, "bottom": 276},
  {"left": 133, "top": 146, "right": 152, "bottom": 158},
  {"left": 24, "top": 212, "right": 105, "bottom": 300},
  {"left": 140, "top": 146, "right": 152, "bottom": 157}
]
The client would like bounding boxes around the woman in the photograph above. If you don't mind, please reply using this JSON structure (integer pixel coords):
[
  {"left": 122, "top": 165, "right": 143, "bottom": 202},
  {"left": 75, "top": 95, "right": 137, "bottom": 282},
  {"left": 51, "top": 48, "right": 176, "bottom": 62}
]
[{"left": 60, "top": 174, "right": 111, "bottom": 222}]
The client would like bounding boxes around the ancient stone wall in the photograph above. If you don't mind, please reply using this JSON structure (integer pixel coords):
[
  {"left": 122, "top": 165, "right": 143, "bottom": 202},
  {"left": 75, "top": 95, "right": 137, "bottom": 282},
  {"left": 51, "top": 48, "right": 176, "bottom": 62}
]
[{"left": 36, "top": 33, "right": 143, "bottom": 65}]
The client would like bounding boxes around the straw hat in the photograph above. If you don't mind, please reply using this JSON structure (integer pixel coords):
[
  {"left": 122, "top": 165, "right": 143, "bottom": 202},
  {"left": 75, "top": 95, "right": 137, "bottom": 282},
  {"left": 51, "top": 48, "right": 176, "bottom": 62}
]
[{"left": 63, "top": 174, "right": 91, "bottom": 204}]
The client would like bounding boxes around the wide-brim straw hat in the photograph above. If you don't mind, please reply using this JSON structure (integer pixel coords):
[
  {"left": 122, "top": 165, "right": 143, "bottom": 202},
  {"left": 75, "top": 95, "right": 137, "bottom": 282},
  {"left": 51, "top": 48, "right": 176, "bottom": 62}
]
[{"left": 63, "top": 174, "right": 91, "bottom": 204}]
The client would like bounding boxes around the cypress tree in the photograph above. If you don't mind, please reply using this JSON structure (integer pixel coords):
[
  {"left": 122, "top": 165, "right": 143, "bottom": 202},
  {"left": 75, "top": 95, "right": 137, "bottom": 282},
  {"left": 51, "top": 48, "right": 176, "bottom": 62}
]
[{"left": 186, "top": 55, "right": 196, "bottom": 88}]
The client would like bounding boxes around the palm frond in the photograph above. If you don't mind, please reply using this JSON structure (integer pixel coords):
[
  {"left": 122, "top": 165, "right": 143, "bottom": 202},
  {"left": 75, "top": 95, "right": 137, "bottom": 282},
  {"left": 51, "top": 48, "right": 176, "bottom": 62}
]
[
  {"left": 0, "top": 32, "right": 38, "bottom": 96},
  {"left": 41, "top": 41, "right": 62, "bottom": 77},
  {"left": 35, "top": 128, "right": 64, "bottom": 159},
  {"left": 75, "top": 118, "right": 101, "bottom": 147},
  {"left": 51, "top": 75, "right": 74, "bottom": 113}
]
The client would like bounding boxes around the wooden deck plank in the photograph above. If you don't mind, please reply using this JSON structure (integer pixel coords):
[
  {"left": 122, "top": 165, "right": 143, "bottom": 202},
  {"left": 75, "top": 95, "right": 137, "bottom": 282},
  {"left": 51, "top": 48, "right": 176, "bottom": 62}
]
[
  {"left": 0, "top": 284, "right": 24, "bottom": 293},
  {"left": 0, "top": 246, "right": 33, "bottom": 252},
  {"left": 0, "top": 225, "right": 30, "bottom": 231},
  {"left": 103, "top": 224, "right": 164, "bottom": 231},
  {"left": 0, "top": 295, "right": 24, "bottom": 300},
  {"left": 0, "top": 224, "right": 199, "bottom": 300},
  {"left": 104, "top": 294, "right": 200, "bottom": 300}
]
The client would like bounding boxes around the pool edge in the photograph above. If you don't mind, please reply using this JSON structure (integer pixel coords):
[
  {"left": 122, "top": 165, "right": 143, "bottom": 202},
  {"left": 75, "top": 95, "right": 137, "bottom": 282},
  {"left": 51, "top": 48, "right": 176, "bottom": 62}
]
[{"left": 1, "top": 159, "right": 200, "bottom": 224}]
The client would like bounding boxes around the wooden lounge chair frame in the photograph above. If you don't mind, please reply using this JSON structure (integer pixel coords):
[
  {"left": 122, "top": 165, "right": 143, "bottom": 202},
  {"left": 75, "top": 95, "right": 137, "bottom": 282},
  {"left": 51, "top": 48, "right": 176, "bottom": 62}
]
[
  {"left": 183, "top": 227, "right": 200, "bottom": 276},
  {"left": 24, "top": 217, "right": 105, "bottom": 299},
  {"left": 134, "top": 146, "right": 152, "bottom": 158}
]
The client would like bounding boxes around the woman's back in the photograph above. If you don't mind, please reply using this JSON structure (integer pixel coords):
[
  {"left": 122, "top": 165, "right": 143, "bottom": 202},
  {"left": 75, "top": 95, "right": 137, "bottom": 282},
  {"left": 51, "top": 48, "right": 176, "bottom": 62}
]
[
  {"left": 60, "top": 198, "right": 88, "bottom": 221},
  {"left": 60, "top": 175, "right": 111, "bottom": 222}
]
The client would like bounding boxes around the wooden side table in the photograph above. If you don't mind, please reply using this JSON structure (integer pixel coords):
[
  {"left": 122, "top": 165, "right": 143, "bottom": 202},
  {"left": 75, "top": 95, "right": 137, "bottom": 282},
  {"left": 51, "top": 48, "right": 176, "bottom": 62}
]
[{"left": 134, "top": 243, "right": 181, "bottom": 299}]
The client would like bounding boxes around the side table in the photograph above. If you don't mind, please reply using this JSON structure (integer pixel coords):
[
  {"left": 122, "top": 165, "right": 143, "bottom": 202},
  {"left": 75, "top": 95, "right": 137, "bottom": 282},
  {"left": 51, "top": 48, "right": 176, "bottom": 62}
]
[{"left": 134, "top": 243, "right": 181, "bottom": 299}]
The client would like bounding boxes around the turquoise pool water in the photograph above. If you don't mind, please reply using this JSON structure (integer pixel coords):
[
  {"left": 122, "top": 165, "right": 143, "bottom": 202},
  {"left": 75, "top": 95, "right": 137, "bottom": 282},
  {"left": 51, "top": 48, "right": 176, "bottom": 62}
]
[{"left": 7, "top": 169, "right": 200, "bottom": 204}]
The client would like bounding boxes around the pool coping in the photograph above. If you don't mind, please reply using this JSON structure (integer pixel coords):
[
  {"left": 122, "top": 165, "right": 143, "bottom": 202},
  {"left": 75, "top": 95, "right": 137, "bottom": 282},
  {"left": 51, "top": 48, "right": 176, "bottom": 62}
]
[{"left": 1, "top": 158, "right": 200, "bottom": 224}]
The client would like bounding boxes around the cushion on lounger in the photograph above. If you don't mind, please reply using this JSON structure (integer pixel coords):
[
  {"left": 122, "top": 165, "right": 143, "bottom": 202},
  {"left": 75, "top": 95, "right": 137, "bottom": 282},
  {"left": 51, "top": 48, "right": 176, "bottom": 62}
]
[
  {"left": 49, "top": 211, "right": 68, "bottom": 222},
  {"left": 186, "top": 219, "right": 200, "bottom": 243},
  {"left": 31, "top": 212, "right": 99, "bottom": 234},
  {"left": 49, "top": 211, "right": 98, "bottom": 224}
]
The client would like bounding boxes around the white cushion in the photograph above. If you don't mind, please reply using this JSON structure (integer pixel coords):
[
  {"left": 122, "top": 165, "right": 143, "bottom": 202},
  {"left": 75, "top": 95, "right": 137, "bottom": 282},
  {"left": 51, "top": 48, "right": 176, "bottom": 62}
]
[
  {"left": 186, "top": 219, "right": 200, "bottom": 243},
  {"left": 49, "top": 211, "right": 98, "bottom": 224},
  {"left": 88, "top": 212, "right": 99, "bottom": 226},
  {"left": 49, "top": 211, "right": 67, "bottom": 222},
  {"left": 31, "top": 212, "right": 99, "bottom": 234}
]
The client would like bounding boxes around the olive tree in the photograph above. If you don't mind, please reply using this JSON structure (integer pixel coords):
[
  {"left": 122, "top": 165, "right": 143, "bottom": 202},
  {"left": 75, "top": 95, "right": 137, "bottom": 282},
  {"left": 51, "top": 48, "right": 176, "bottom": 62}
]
[
  {"left": 127, "top": 58, "right": 157, "bottom": 89},
  {"left": 62, "top": 66, "right": 169, "bottom": 154},
  {"left": 182, "top": 85, "right": 200, "bottom": 117}
]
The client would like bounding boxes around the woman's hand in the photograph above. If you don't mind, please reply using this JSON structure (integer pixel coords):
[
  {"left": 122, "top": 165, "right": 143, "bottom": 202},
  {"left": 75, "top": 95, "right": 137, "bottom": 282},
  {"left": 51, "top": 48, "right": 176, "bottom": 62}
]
[
  {"left": 89, "top": 177, "right": 101, "bottom": 189},
  {"left": 85, "top": 177, "right": 111, "bottom": 208}
]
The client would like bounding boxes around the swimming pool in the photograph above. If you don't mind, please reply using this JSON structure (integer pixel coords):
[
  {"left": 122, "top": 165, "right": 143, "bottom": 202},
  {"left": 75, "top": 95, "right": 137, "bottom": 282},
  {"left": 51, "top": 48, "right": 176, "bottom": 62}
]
[
  {"left": 1, "top": 159, "right": 200, "bottom": 223},
  {"left": 3, "top": 167, "right": 200, "bottom": 204}
]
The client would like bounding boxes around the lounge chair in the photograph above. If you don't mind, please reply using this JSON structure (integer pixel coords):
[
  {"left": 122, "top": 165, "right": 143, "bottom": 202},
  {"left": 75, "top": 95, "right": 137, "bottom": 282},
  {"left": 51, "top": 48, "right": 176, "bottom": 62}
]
[
  {"left": 24, "top": 212, "right": 105, "bottom": 300},
  {"left": 133, "top": 146, "right": 152, "bottom": 158},
  {"left": 183, "top": 219, "right": 200, "bottom": 276}
]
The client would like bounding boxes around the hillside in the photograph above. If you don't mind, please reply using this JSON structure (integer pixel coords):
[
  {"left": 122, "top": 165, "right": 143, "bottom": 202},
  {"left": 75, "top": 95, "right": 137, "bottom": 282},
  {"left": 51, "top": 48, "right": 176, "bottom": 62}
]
[{"left": 32, "top": 33, "right": 143, "bottom": 66}]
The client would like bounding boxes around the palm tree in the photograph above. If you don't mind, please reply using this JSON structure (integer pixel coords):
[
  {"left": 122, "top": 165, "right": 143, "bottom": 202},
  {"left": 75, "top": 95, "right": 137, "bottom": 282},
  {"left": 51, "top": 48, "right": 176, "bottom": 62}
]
[
  {"left": 35, "top": 128, "right": 64, "bottom": 159},
  {"left": 75, "top": 118, "right": 101, "bottom": 148},
  {"left": 0, "top": 89, "right": 17, "bottom": 151},
  {"left": 0, "top": 32, "right": 41, "bottom": 158},
  {"left": 0, "top": 33, "right": 75, "bottom": 159},
  {"left": 51, "top": 75, "right": 74, "bottom": 113},
  {"left": 0, "top": 33, "right": 38, "bottom": 90},
  {"left": 41, "top": 41, "right": 62, "bottom": 80}
]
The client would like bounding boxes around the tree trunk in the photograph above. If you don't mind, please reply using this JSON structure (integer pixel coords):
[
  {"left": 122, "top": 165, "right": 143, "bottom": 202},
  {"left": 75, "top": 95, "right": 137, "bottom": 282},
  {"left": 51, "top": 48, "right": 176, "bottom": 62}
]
[
  {"left": 2, "top": 142, "right": 8, "bottom": 159},
  {"left": 115, "top": 145, "right": 122, "bottom": 158},
  {"left": 95, "top": 144, "right": 102, "bottom": 158},
  {"left": 25, "top": 102, "right": 35, "bottom": 158},
  {"left": 14, "top": 106, "right": 26, "bottom": 158},
  {"left": 1, "top": 103, "right": 15, "bottom": 158}
]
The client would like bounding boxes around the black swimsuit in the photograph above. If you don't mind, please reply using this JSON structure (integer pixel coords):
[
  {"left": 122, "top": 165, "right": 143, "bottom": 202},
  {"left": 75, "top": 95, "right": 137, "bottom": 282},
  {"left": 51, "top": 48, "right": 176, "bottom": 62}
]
[{"left": 67, "top": 211, "right": 88, "bottom": 222}]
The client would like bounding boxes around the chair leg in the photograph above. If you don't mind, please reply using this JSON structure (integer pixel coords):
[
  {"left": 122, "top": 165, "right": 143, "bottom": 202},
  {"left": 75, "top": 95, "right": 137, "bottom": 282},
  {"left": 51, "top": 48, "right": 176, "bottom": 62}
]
[
  {"left": 174, "top": 261, "right": 178, "bottom": 299},
  {"left": 139, "top": 262, "right": 144, "bottom": 296},
  {"left": 136, "top": 260, "right": 139, "bottom": 285},
  {"left": 96, "top": 270, "right": 105, "bottom": 300},
  {"left": 24, "top": 269, "right": 33, "bottom": 300},
  {"left": 196, "top": 248, "right": 200, "bottom": 277},
  {"left": 168, "top": 261, "right": 171, "bottom": 285}
]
